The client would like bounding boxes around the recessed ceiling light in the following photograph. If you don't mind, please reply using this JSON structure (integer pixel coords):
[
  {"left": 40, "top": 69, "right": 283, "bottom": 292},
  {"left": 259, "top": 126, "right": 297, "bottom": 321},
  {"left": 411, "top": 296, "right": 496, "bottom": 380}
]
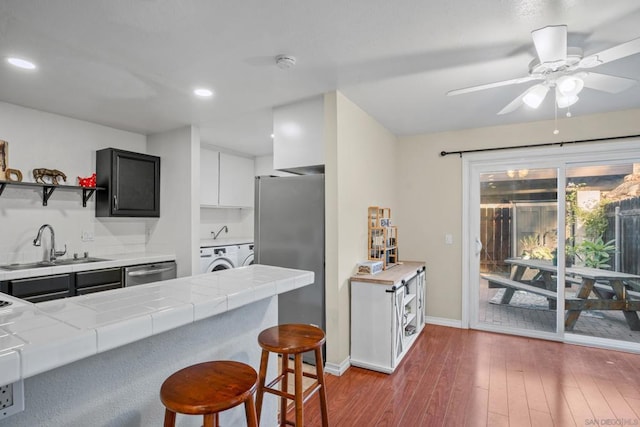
[
  {"left": 194, "top": 88, "right": 213, "bottom": 97},
  {"left": 7, "top": 57, "right": 36, "bottom": 70}
]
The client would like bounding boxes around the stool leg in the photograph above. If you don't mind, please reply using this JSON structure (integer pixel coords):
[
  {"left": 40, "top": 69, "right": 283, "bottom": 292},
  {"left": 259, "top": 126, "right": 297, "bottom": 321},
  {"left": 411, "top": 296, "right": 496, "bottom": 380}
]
[
  {"left": 280, "top": 354, "right": 289, "bottom": 427},
  {"left": 315, "top": 348, "right": 329, "bottom": 427},
  {"left": 163, "top": 409, "right": 176, "bottom": 427},
  {"left": 294, "top": 353, "right": 304, "bottom": 427},
  {"left": 245, "top": 395, "right": 259, "bottom": 427},
  {"left": 256, "top": 349, "right": 269, "bottom": 424},
  {"left": 203, "top": 413, "right": 215, "bottom": 427}
]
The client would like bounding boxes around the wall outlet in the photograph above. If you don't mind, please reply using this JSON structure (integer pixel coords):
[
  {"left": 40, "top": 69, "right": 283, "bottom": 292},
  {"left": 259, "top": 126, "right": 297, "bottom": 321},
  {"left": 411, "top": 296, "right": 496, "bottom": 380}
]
[
  {"left": 81, "top": 231, "right": 94, "bottom": 242},
  {"left": 0, "top": 380, "right": 24, "bottom": 420},
  {"left": 445, "top": 233, "right": 454, "bottom": 245}
]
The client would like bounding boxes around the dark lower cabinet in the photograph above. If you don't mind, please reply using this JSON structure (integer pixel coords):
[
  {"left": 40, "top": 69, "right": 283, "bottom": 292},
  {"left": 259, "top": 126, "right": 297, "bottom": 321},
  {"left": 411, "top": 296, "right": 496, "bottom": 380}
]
[
  {"left": 0, "top": 267, "right": 124, "bottom": 302},
  {"left": 96, "top": 148, "right": 160, "bottom": 217},
  {"left": 3, "top": 274, "right": 73, "bottom": 303},
  {"left": 75, "top": 267, "right": 123, "bottom": 295}
]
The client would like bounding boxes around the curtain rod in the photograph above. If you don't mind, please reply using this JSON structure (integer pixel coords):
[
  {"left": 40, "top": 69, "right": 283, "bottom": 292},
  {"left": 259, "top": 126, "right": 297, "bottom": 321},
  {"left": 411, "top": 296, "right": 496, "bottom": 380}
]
[{"left": 439, "top": 134, "right": 640, "bottom": 158}]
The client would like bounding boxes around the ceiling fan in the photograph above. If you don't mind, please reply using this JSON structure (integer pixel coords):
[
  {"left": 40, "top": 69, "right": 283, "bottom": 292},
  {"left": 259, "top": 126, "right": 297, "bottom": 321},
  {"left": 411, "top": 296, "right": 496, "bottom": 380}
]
[{"left": 447, "top": 25, "right": 640, "bottom": 115}]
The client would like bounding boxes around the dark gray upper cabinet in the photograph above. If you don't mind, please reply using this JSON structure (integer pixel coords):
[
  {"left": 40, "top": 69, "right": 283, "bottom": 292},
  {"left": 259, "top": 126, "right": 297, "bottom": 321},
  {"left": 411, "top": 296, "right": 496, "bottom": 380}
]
[{"left": 96, "top": 148, "right": 160, "bottom": 217}]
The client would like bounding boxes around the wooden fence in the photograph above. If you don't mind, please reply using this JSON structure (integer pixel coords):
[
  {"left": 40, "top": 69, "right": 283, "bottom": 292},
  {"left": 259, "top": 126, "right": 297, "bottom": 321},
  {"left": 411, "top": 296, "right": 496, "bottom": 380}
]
[
  {"left": 480, "top": 205, "right": 511, "bottom": 273},
  {"left": 605, "top": 196, "right": 640, "bottom": 275}
]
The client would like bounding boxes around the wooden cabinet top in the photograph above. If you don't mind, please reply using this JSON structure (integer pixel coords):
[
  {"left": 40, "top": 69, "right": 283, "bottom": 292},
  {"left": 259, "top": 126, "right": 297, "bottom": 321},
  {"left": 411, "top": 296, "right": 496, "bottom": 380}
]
[{"left": 350, "top": 261, "right": 425, "bottom": 285}]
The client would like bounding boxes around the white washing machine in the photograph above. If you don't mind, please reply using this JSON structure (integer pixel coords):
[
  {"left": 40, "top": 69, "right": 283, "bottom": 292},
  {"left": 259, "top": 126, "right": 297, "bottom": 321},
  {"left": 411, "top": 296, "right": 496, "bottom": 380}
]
[
  {"left": 200, "top": 245, "right": 238, "bottom": 273},
  {"left": 237, "top": 243, "right": 254, "bottom": 266}
]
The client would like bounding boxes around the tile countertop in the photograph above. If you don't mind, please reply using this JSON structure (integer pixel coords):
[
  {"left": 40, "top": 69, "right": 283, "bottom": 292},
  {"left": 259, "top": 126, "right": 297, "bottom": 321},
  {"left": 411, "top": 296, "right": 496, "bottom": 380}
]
[
  {"left": 200, "top": 237, "right": 253, "bottom": 247},
  {"left": 0, "top": 264, "right": 313, "bottom": 387},
  {"left": 0, "top": 252, "right": 176, "bottom": 281}
]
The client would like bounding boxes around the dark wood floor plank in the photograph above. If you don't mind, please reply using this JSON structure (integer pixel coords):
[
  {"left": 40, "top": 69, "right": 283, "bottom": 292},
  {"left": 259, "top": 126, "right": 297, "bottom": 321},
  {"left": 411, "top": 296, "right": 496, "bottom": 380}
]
[{"left": 295, "top": 325, "right": 640, "bottom": 427}]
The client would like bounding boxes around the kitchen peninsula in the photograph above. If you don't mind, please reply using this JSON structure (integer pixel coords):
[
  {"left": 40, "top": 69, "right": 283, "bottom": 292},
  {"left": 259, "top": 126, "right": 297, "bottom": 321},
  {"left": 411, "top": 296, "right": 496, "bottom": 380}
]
[{"left": 0, "top": 264, "right": 314, "bottom": 426}]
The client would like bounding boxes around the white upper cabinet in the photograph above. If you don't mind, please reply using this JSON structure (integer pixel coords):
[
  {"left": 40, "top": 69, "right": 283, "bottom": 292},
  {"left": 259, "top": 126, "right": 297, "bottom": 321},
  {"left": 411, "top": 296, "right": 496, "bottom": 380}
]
[
  {"left": 273, "top": 95, "right": 325, "bottom": 174},
  {"left": 219, "top": 152, "right": 254, "bottom": 207},
  {"left": 200, "top": 148, "right": 254, "bottom": 208},
  {"left": 200, "top": 148, "right": 220, "bottom": 206}
]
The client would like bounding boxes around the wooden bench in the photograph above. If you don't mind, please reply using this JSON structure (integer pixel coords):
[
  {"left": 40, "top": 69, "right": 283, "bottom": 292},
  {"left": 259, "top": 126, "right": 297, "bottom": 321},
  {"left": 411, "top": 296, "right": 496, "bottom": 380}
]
[
  {"left": 593, "top": 282, "right": 640, "bottom": 300},
  {"left": 481, "top": 274, "right": 557, "bottom": 305}
]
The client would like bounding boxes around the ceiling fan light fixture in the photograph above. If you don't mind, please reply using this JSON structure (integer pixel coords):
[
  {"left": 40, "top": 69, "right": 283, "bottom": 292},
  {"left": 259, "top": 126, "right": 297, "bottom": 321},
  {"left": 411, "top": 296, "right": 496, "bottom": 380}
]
[
  {"left": 556, "top": 94, "right": 579, "bottom": 109},
  {"left": 522, "top": 84, "right": 549, "bottom": 109},
  {"left": 556, "top": 75, "right": 584, "bottom": 96}
]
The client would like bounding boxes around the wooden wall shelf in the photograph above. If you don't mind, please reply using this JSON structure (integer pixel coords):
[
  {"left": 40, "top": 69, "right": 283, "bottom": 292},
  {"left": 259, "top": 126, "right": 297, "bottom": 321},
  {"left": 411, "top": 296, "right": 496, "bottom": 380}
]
[
  {"left": 368, "top": 206, "right": 398, "bottom": 270},
  {"left": 0, "top": 181, "right": 104, "bottom": 207}
]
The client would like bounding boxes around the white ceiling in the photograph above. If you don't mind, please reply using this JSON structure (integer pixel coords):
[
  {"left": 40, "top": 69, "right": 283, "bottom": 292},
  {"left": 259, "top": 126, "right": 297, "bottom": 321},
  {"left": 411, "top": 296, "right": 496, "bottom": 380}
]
[{"left": 1, "top": 1, "right": 640, "bottom": 156}]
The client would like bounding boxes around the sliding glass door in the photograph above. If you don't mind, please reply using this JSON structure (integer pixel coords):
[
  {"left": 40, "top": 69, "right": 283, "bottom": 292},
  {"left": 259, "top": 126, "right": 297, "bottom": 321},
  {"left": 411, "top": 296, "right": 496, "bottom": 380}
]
[
  {"left": 474, "top": 167, "right": 560, "bottom": 338},
  {"left": 465, "top": 139, "right": 640, "bottom": 351}
]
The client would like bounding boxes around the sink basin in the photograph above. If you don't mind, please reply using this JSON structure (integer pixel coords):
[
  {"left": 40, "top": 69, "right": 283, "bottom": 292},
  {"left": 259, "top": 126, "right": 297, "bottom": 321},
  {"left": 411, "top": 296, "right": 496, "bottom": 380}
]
[{"left": 0, "top": 257, "right": 109, "bottom": 270}]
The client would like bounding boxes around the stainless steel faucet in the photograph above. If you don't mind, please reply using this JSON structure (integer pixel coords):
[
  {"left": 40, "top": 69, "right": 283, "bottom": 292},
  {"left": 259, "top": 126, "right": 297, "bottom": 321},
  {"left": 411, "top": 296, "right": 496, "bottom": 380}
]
[
  {"left": 33, "top": 224, "right": 67, "bottom": 262},
  {"left": 211, "top": 225, "right": 228, "bottom": 240}
]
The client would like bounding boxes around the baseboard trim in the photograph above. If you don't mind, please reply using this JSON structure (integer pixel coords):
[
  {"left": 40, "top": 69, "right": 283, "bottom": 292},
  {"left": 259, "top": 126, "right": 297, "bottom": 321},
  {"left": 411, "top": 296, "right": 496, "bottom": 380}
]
[
  {"left": 425, "top": 316, "right": 464, "bottom": 329},
  {"left": 325, "top": 357, "right": 350, "bottom": 376}
]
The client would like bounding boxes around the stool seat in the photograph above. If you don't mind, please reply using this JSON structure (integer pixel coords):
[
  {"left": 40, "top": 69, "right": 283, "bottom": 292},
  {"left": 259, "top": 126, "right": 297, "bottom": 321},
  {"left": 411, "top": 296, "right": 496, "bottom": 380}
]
[
  {"left": 256, "top": 324, "right": 329, "bottom": 427},
  {"left": 160, "top": 361, "right": 258, "bottom": 427},
  {"left": 258, "top": 323, "right": 326, "bottom": 354}
]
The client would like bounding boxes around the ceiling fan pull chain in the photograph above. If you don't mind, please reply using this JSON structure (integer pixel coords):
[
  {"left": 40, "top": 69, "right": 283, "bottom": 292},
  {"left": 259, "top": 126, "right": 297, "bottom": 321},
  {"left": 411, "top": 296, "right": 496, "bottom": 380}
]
[{"left": 553, "top": 95, "right": 560, "bottom": 135}]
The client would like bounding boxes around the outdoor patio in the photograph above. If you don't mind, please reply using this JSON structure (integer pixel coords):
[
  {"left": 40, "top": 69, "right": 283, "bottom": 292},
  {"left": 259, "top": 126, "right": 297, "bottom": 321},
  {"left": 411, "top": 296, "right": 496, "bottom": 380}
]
[{"left": 478, "top": 278, "right": 640, "bottom": 344}]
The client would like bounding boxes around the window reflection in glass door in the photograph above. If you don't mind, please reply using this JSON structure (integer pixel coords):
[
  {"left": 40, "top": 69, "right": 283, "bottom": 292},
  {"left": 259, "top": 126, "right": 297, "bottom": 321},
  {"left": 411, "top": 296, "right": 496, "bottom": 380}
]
[
  {"left": 478, "top": 167, "right": 558, "bottom": 334},
  {"left": 564, "top": 163, "right": 640, "bottom": 344}
]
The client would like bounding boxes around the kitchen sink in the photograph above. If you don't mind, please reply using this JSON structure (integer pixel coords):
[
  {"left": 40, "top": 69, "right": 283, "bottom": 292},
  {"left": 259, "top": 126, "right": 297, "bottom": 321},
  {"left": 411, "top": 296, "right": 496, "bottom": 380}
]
[{"left": 0, "top": 257, "right": 109, "bottom": 270}]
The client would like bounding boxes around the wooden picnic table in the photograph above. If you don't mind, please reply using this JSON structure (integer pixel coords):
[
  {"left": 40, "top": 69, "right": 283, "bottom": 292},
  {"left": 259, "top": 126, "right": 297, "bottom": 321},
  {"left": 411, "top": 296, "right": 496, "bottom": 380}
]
[{"left": 502, "top": 258, "right": 640, "bottom": 331}]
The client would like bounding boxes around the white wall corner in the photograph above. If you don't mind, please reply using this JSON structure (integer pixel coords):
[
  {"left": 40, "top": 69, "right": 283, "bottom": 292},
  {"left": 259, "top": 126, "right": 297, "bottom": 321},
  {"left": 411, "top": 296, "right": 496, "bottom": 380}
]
[
  {"left": 425, "top": 316, "right": 464, "bottom": 329},
  {"left": 324, "top": 357, "right": 350, "bottom": 377}
]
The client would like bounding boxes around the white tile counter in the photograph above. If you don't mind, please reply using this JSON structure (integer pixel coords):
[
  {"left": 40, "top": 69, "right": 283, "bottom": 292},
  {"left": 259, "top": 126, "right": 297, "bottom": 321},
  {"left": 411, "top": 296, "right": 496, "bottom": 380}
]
[
  {"left": 0, "top": 264, "right": 313, "bottom": 427},
  {"left": 0, "top": 252, "right": 175, "bottom": 281},
  {"left": 0, "top": 264, "right": 312, "bottom": 385}
]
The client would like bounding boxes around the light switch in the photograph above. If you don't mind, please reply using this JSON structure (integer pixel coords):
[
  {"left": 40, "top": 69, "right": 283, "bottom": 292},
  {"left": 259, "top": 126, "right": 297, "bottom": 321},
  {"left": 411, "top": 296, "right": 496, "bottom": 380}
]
[{"left": 445, "top": 233, "right": 453, "bottom": 245}]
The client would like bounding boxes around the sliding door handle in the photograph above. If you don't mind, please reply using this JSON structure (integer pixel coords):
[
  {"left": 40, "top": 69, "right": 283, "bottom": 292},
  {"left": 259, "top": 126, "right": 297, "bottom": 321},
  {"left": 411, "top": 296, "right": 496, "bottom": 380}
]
[{"left": 475, "top": 237, "right": 483, "bottom": 256}]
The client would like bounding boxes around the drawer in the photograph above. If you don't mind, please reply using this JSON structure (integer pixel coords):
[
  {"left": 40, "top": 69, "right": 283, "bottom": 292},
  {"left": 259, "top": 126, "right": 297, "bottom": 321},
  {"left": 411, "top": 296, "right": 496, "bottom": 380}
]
[
  {"left": 9, "top": 274, "right": 72, "bottom": 298},
  {"left": 75, "top": 268, "right": 122, "bottom": 289},
  {"left": 76, "top": 282, "right": 122, "bottom": 295}
]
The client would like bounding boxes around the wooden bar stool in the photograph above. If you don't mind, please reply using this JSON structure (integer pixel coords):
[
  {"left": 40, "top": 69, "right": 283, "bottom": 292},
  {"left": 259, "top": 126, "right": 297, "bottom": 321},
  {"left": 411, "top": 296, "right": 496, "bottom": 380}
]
[
  {"left": 160, "top": 360, "right": 258, "bottom": 427},
  {"left": 255, "top": 324, "right": 328, "bottom": 427}
]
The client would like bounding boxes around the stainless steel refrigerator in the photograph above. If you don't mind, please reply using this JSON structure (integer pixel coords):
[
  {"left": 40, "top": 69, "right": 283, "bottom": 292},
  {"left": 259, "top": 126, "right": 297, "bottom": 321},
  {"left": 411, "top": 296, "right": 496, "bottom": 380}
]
[{"left": 254, "top": 174, "right": 325, "bottom": 364}]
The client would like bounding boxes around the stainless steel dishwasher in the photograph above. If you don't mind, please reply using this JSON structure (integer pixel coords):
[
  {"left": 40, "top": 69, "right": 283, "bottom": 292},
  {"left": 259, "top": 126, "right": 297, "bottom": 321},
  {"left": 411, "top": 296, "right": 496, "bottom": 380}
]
[{"left": 122, "top": 261, "right": 177, "bottom": 287}]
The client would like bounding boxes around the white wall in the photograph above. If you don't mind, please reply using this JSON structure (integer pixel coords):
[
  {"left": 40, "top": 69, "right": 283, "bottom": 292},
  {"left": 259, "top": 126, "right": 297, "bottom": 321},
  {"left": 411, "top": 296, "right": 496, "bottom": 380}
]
[
  {"left": 200, "top": 208, "right": 254, "bottom": 240},
  {"left": 0, "top": 102, "right": 147, "bottom": 264},
  {"left": 147, "top": 126, "right": 200, "bottom": 277},
  {"left": 396, "top": 108, "right": 640, "bottom": 323},
  {"left": 324, "top": 92, "right": 398, "bottom": 369}
]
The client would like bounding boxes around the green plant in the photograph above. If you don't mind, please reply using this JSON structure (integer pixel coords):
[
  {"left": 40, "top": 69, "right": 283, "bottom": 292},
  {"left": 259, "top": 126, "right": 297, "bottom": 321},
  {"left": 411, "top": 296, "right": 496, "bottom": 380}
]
[
  {"left": 574, "top": 237, "right": 616, "bottom": 269},
  {"left": 520, "top": 235, "right": 553, "bottom": 260}
]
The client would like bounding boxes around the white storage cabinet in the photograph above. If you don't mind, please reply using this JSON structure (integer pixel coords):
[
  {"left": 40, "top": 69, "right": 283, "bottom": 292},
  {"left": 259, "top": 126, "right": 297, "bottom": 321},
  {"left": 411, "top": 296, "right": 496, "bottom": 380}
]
[
  {"left": 350, "top": 262, "right": 426, "bottom": 374},
  {"left": 200, "top": 148, "right": 254, "bottom": 208}
]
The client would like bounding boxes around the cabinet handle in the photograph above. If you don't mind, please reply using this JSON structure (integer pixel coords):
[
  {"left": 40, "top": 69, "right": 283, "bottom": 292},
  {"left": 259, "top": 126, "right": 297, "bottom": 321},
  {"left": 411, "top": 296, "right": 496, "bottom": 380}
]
[{"left": 114, "top": 195, "right": 118, "bottom": 210}]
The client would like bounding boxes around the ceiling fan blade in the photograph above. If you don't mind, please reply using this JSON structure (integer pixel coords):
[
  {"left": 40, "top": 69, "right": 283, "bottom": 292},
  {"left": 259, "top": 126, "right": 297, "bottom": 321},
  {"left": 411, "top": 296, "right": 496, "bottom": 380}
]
[
  {"left": 581, "top": 72, "right": 637, "bottom": 93},
  {"left": 531, "top": 25, "right": 567, "bottom": 64},
  {"left": 447, "top": 76, "right": 539, "bottom": 96},
  {"left": 497, "top": 89, "right": 528, "bottom": 115},
  {"left": 579, "top": 36, "right": 640, "bottom": 68}
]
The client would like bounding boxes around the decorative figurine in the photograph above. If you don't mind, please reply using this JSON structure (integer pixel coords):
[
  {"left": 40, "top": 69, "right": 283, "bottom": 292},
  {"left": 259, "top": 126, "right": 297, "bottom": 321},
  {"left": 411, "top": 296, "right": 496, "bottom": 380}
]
[
  {"left": 78, "top": 173, "right": 96, "bottom": 187},
  {"left": 6, "top": 168, "right": 23, "bottom": 182},
  {"left": 33, "top": 168, "right": 67, "bottom": 185}
]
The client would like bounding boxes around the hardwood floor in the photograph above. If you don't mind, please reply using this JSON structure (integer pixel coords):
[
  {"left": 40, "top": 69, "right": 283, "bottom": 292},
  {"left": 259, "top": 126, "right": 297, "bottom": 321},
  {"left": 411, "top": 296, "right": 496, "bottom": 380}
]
[{"left": 292, "top": 325, "right": 640, "bottom": 426}]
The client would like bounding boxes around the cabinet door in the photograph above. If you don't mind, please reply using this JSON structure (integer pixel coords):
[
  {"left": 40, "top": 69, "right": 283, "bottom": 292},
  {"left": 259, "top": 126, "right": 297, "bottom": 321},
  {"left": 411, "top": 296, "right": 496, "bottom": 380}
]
[
  {"left": 8, "top": 274, "right": 72, "bottom": 302},
  {"left": 200, "top": 148, "right": 220, "bottom": 206},
  {"left": 75, "top": 268, "right": 122, "bottom": 294},
  {"left": 219, "top": 153, "right": 254, "bottom": 207}
]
